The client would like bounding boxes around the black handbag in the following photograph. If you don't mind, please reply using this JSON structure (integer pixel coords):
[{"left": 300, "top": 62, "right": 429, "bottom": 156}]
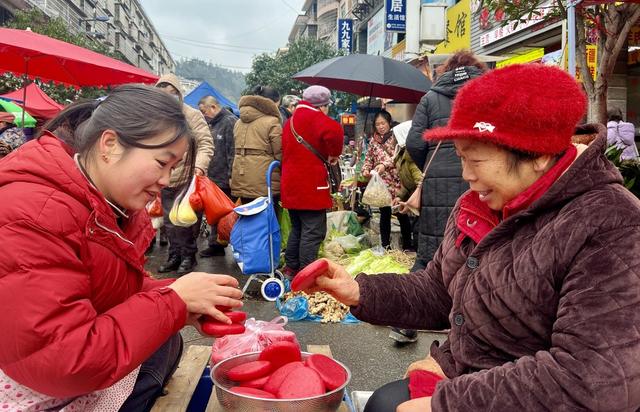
[{"left": 289, "top": 113, "right": 341, "bottom": 193}]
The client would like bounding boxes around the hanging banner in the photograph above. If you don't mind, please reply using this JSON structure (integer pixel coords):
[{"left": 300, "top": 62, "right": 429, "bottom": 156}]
[
  {"left": 338, "top": 19, "right": 353, "bottom": 53},
  {"left": 564, "top": 45, "right": 597, "bottom": 82},
  {"left": 434, "top": 0, "right": 471, "bottom": 54},
  {"left": 385, "top": 0, "right": 407, "bottom": 32}
]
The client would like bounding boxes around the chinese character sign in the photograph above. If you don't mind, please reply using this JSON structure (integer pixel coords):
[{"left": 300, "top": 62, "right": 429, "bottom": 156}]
[
  {"left": 338, "top": 19, "right": 353, "bottom": 53},
  {"left": 434, "top": 0, "right": 471, "bottom": 53},
  {"left": 385, "top": 0, "right": 406, "bottom": 32}
]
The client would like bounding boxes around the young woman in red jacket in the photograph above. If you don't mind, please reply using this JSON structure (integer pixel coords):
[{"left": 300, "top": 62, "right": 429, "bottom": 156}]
[{"left": 0, "top": 85, "right": 243, "bottom": 411}]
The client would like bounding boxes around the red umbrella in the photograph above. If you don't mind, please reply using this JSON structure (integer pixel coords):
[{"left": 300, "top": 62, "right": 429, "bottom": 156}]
[
  {"left": 1, "top": 83, "right": 63, "bottom": 120},
  {"left": 0, "top": 28, "right": 159, "bottom": 87}
]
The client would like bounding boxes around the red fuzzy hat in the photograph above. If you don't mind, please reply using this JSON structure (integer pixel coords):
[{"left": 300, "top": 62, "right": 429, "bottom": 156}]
[{"left": 424, "top": 64, "right": 587, "bottom": 155}]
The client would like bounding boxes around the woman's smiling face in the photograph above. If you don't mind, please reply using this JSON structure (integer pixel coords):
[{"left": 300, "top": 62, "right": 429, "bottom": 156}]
[{"left": 454, "top": 139, "right": 546, "bottom": 211}]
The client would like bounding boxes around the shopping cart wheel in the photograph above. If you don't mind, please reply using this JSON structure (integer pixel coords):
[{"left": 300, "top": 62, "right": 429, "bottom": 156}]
[
  {"left": 274, "top": 269, "right": 285, "bottom": 281},
  {"left": 261, "top": 278, "right": 284, "bottom": 301}
]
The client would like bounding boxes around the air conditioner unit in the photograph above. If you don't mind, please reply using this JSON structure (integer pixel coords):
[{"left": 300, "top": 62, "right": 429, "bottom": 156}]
[{"left": 420, "top": 4, "right": 446, "bottom": 44}]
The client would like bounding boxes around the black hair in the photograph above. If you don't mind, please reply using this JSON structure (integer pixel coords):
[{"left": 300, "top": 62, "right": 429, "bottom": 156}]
[
  {"left": 372, "top": 110, "right": 392, "bottom": 130},
  {"left": 42, "top": 84, "right": 196, "bottom": 194},
  {"left": 501, "top": 145, "right": 563, "bottom": 175},
  {"left": 608, "top": 107, "right": 623, "bottom": 122},
  {"left": 252, "top": 85, "right": 280, "bottom": 103}
]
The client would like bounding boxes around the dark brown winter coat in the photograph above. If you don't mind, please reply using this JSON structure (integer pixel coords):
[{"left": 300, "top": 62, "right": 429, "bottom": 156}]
[{"left": 351, "top": 130, "right": 640, "bottom": 411}]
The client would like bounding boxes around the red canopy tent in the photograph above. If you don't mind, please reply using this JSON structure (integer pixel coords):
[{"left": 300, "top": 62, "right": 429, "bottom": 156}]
[
  {"left": 0, "top": 83, "right": 63, "bottom": 120},
  {"left": 0, "top": 28, "right": 159, "bottom": 86}
]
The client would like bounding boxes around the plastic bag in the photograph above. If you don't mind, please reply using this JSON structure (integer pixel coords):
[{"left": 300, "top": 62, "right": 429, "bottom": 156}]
[
  {"left": 210, "top": 316, "right": 298, "bottom": 365},
  {"left": 217, "top": 210, "right": 239, "bottom": 243},
  {"left": 276, "top": 295, "right": 360, "bottom": 324},
  {"left": 169, "top": 177, "right": 198, "bottom": 227},
  {"left": 326, "top": 211, "right": 364, "bottom": 237},
  {"left": 334, "top": 234, "right": 364, "bottom": 254},
  {"left": 362, "top": 171, "right": 392, "bottom": 208},
  {"left": 195, "top": 175, "right": 235, "bottom": 225},
  {"left": 147, "top": 194, "right": 163, "bottom": 218},
  {"left": 280, "top": 208, "right": 291, "bottom": 250},
  {"left": 150, "top": 217, "right": 164, "bottom": 229}
]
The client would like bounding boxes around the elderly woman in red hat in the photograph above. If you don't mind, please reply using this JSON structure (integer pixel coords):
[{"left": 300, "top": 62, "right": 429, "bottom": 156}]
[{"left": 300, "top": 64, "right": 640, "bottom": 411}]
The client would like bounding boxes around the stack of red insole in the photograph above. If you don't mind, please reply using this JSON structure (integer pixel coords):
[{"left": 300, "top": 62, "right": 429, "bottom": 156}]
[{"left": 225, "top": 341, "right": 348, "bottom": 399}]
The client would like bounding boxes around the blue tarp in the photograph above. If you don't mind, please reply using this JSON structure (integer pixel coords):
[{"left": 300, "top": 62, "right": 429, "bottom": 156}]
[{"left": 183, "top": 81, "right": 239, "bottom": 115}]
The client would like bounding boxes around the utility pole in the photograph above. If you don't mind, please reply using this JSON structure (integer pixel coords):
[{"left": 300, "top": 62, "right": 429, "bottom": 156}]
[{"left": 567, "top": 0, "right": 583, "bottom": 78}]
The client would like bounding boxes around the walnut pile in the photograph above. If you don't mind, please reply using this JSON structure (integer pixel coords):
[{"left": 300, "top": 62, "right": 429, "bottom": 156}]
[{"left": 282, "top": 291, "right": 350, "bottom": 323}]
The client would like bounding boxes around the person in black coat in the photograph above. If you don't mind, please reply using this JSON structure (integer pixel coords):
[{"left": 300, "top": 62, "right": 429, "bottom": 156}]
[
  {"left": 391, "top": 51, "right": 487, "bottom": 344},
  {"left": 198, "top": 95, "right": 238, "bottom": 257}
]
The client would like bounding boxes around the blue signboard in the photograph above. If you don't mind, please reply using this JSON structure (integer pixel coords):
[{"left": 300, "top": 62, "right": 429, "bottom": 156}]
[
  {"left": 385, "top": 0, "right": 406, "bottom": 32},
  {"left": 338, "top": 18, "right": 353, "bottom": 53},
  {"left": 384, "top": 0, "right": 407, "bottom": 33}
]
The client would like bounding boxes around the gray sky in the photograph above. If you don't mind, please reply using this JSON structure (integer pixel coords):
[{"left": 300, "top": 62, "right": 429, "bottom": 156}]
[{"left": 139, "top": 0, "right": 306, "bottom": 72}]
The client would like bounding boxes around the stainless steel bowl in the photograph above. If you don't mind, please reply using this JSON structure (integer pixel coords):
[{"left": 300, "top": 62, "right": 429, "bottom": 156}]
[{"left": 211, "top": 351, "right": 351, "bottom": 412}]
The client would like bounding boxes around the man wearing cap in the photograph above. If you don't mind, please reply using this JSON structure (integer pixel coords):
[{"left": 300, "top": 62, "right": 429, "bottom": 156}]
[
  {"left": 280, "top": 85, "right": 343, "bottom": 279},
  {"left": 297, "top": 65, "right": 640, "bottom": 411}
]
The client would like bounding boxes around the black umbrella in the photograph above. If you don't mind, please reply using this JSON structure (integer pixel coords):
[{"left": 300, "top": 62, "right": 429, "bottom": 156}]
[{"left": 292, "top": 54, "right": 431, "bottom": 103}]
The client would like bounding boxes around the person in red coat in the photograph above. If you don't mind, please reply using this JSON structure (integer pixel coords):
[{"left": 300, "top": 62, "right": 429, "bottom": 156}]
[
  {"left": 0, "top": 85, "right": 243, "bottom": 411},
  {"left": 281, "top": 85, "right": 343, "bottom": 278}
]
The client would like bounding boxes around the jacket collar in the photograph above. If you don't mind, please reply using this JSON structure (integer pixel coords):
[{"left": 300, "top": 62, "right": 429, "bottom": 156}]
[
  {"left": 3, "top": 133, "right": 154, "bottom": 268},
  {"left": 455, "top": 127, "right": 619, "bottom": 247}
]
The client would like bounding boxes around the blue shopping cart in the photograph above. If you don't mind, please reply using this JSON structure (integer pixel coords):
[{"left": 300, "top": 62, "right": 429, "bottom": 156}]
[{"left": 229, "top": 161, "right": 285, "bottom": 301}]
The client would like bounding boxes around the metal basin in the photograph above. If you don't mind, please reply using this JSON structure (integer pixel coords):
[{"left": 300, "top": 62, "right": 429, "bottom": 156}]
[{"left": 211, "top": 351, "right": 351, "bottom": 412}]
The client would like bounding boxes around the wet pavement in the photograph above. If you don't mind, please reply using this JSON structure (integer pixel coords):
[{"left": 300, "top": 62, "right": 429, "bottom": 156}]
[{"left": 145, "top": 236, "right": 447, "bottom": 392}]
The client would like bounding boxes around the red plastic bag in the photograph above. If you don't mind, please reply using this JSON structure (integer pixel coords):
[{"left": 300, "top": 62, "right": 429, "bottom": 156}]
[
  {"left": 195, "top": 175, "right": 234, "bottom": 225},
  {"left": 210, "top": 317, "right": 298, "bottom": 365},
  {"left": 217, "top": 199, "right": 241, "bottom": 243},
  {"left": 189, "top": 192, "right": 204, "bottom": 211},
  {"left": 147, "top": 194, "right": 163, "bottom": 217}
]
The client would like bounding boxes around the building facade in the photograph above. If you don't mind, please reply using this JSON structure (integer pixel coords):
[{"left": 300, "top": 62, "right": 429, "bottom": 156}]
[
  {"left": 289, "top": 0, "right": 340, "bottom": 46},
  {"left": 0, "top": 0, "right": 174, "bottom": 74}
]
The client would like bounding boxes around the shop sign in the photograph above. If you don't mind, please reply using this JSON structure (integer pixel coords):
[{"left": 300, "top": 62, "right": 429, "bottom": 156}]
[
  {"left": 368, "top": 8, "right": 386, "bottom": 55},
  {"left": 496, "top": 48, "right": 544, "bottom": 68},
  {"left": 479, "top": 1, "right": 553, "bottom": 47},
  {"left": 434, "top": 0, "right": 471, "bottom": 54},
  {"left": 338, "top": 19, "right": 353, "bottom": 53},
  {"left": 385, "top": 0, "right": 406, "bottom": 32}
]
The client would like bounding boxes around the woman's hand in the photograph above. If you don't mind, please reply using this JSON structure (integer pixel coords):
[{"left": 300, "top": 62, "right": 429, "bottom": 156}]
[
  {"left": 168, "top": 272, "right": 243, "bottom": 324},
  {"left": 404, "top": 356, "right": 446, "bottom": 379},
  {"left": 308, "top": 260, "right": 360, "bottom": 306},
  {"left": 375, "top": 164, "right": 385, "bottom": 174},
  {"left": 392, "top": 197, "right": 401, "bottom": 206},
  {"left": 397, "top": 397, "right": 432, "bottom": 412}
]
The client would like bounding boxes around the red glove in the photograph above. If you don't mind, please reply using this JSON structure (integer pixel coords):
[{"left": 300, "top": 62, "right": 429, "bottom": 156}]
[{"left": 408, "top": 370, "right": 444, "bottom": 399}]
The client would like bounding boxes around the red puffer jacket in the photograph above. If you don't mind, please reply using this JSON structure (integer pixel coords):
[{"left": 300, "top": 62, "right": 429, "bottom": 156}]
[
  {"left": 281, "top": 102, "right": 343, "bottom": 210},
  {"left": 0, "top": 133, "right": 186, "bottom": 397}
]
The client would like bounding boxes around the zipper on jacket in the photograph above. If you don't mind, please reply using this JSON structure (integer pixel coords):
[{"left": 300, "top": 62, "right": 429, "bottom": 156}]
[{"left": 93, "top": 216, "right": 134, "bottom": 246}]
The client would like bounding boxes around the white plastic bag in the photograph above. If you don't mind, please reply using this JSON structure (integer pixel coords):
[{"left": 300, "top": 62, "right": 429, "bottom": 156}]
[
  {"left": 362, "top": 171, "right": 393, "bottom": 208},
  {"left": 169, "top": 176, "right": 198, "bottom": 227},
  {"left": 210, "top": 317, "right": 298, "bottom": 365}
]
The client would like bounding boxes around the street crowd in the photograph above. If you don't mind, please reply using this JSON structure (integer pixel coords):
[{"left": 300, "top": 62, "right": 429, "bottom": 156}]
[{"left": 1, "top": 50, "right": 640, "bottom": 411}]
